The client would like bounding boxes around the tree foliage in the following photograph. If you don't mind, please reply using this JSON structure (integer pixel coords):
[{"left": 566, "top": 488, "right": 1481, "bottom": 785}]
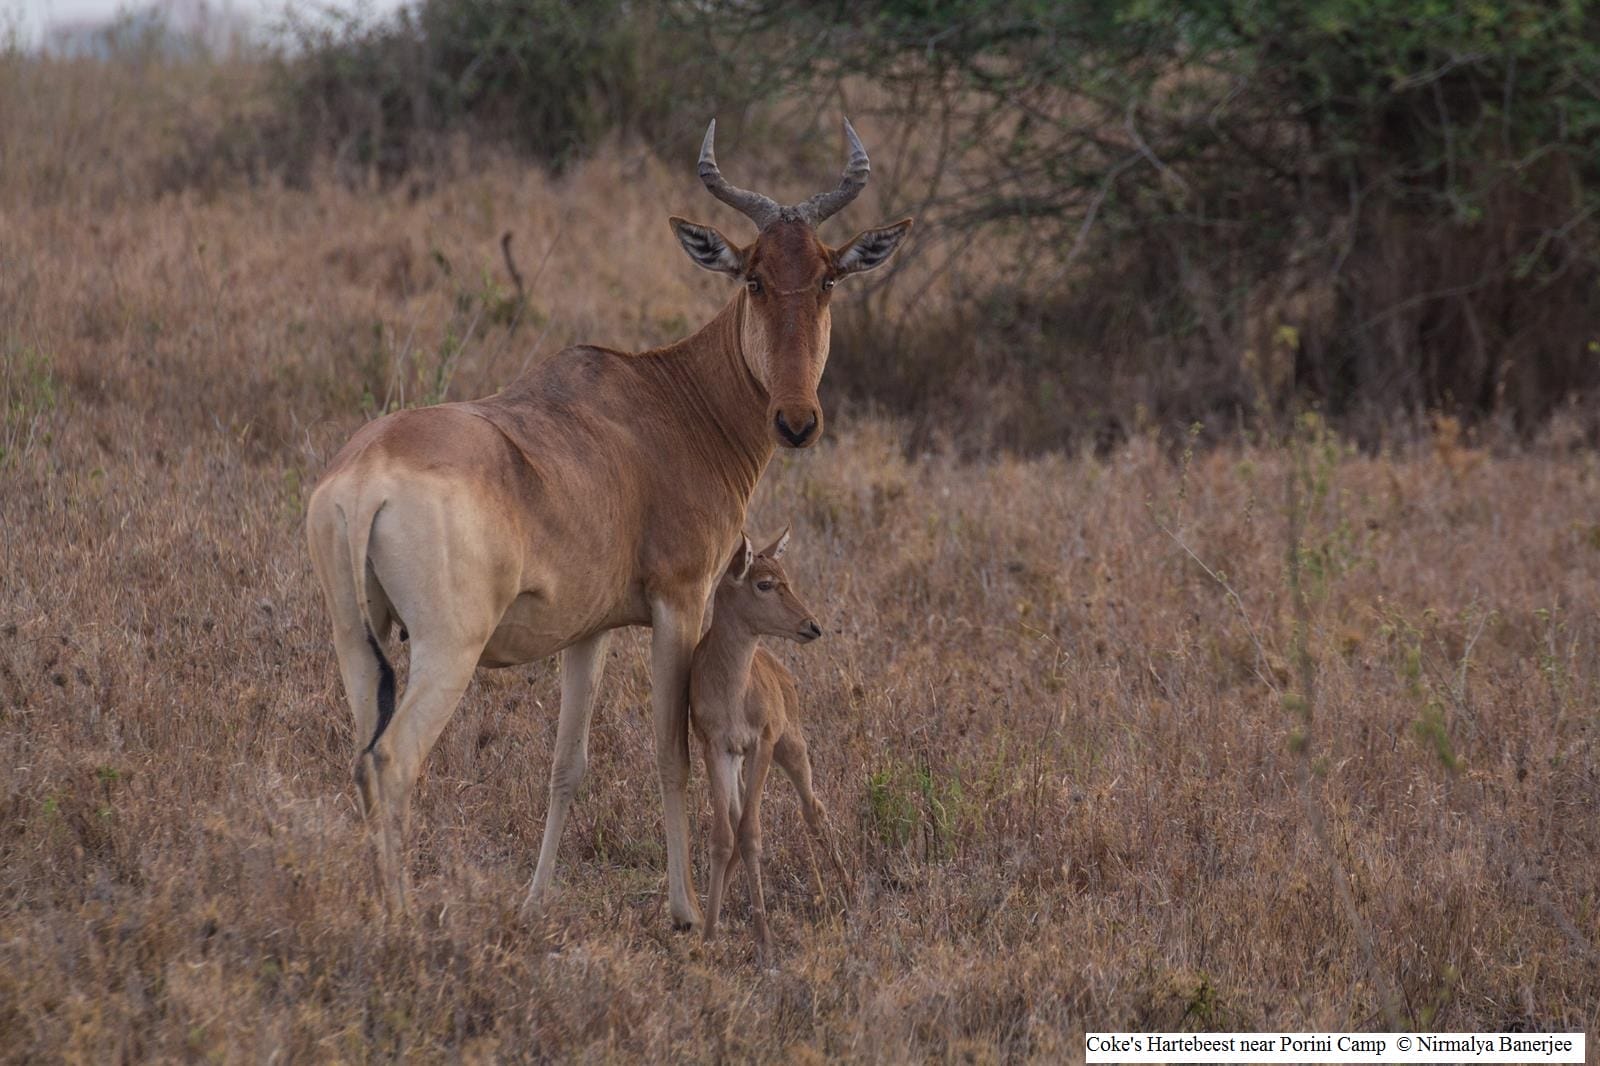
[
  {"left": 267, "top": 0, "right": 1600, "bottom": 443},
  {"left": 276, "top": 0, "right": 708, "bottom": 176},
  {"left": 736, "top": 0, "right": 1600, "bottom": 439}
]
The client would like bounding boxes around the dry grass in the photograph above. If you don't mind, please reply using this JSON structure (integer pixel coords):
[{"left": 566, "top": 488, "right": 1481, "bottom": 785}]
[{"left": 3, "top": 57, "right": 1600, "bottom": 1063}]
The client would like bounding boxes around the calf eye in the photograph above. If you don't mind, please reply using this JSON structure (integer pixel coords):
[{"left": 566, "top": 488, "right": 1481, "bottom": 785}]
[
  {"left": 821, "top": 277, "right": 835, "bottom": 292},
  {"left": 746, "top": 277, "right": 763, "bottom": 294},
  {"left": 756, "top": 580, "right": 775, "bottom": 592}
]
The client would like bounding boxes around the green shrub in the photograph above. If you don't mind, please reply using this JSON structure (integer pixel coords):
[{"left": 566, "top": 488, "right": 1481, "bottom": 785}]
[{"left": 865, "top": 755, "right": 966, "bottom": 860}]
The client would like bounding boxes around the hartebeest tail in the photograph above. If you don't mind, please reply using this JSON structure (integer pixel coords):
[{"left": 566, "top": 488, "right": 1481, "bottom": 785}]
[
  {"left": 342, "top": 498, "right": 397, "bottom": 792},
  {"left": 308, "top": 117, "right": 910, "bottom": 925}
]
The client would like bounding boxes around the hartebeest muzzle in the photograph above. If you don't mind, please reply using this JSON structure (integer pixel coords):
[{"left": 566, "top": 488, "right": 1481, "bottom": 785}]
[{"left": 774, "top": 407, "right": 821, "bottom": 449}]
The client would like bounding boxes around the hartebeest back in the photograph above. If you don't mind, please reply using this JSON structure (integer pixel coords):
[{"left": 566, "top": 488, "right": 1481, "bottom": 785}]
[{"left": 306, "top": 119, "right": 911, "bottom": 927}]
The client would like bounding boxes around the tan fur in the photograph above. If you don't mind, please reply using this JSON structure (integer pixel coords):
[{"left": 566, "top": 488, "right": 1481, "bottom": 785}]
[
  {"left": 307, "top": 242, "right": 900, "bottom": 927},
  {"left": 690, "top": 532, "right": 852, "bottom": 963},
  {"left": 307, "top": 134, "right": 908, "bottom": 928}
]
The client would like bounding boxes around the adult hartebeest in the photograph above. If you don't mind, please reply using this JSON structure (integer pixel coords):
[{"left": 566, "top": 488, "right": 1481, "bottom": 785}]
[{"left": 306, "top": 119, "right": 911, "bottom": 928}]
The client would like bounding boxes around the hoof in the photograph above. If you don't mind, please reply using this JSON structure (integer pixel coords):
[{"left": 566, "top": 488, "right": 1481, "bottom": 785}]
[
  {"left": 519, "top": 889, "right": 549, "bottom": 924},
  {"left": 669, "top": 894, "right": 704, "bottom": 933},
  {"left": 669, "top": 902, "right": 704, "bottom": 933}
]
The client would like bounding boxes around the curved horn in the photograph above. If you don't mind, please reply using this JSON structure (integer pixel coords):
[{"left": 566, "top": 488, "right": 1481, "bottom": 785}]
[
  {"left": 698, "top": 119, "right": 780, "bottom": 230},
  {"left": 796, "top": 117, "right": 870, "bottom": 226}
]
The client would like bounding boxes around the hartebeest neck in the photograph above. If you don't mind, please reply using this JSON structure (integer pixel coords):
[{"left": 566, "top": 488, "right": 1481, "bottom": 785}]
[{"left": 650, "top": 293, "right": 775, "bottom": 504}]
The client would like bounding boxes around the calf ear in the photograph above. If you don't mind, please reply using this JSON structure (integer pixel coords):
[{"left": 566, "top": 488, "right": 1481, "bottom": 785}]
[
  {"left": 726, "top": 534, "right": 754, "bottom": 583},
  {"left": 760, "top": 525, "right": 791, "bottom": 560},
  {"left": 670, "top": 217, "right": 744, "bottom": 277},
  {"left": 834, "top": 219, "right": 913, "bottom": 277}
]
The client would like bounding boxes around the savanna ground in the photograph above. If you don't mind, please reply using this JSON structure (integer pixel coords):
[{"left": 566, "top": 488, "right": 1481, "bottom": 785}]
[{"left": 2, "top": 58, "right": 1600, "bottom": 1063}]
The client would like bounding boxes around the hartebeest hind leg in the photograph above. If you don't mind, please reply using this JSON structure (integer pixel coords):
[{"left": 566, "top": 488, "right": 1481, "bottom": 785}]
[
  {"left": 651, "top": 598, "right": 706, "bottom": 931},
  {"left": 524, "top": 630, "right": 611, "bottom": 915},
  {"left": 307, "top": 501, "right": 409, "bottom": 904},
  {"left": 358, "top": 639, "right": 481, "bottom": 916}
]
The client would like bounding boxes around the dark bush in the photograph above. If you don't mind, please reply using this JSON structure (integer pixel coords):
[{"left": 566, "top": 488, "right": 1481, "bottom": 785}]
[
  {"left": 758, "top": 0, "right": 1600, "bottom": 448},
  {"left": 243, "top": 0, "right": 1600, "bottom": 449},
  {"left": 270, "top": 0, "right": 712, "bottom": 180}
]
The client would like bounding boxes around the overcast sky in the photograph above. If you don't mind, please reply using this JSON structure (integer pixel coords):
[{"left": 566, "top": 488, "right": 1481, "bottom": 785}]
[{"left": 3, "top": 0, "right": 407, "bottom": 46}]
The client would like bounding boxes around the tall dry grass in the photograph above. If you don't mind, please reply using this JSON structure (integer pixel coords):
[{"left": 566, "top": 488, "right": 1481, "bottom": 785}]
[{"left": 2, "top": 57, "right": 1599, "bottom": 1062}]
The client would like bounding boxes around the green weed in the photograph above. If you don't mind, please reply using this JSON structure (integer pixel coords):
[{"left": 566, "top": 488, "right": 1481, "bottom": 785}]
[
  {"left": 866, "top": 756, "right": 966, "bottom": 860},
  {"left": 1, "top": 341, "right": 56, "bottom": 465}
]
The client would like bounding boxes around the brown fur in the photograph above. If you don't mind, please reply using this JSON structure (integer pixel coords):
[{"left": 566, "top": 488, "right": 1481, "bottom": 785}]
[
  {"left": 690, "top": 532, "right": 852, "bottom": 963},
  {"left": 307, "top": 191, "right": 909, "bottom": 926}
]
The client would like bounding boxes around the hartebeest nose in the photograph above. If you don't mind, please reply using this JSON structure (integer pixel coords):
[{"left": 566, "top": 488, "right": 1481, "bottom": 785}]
[
  {"left": 799, "top": 619, "right": 822, "bottom": 642},
  {"left": 775, "top": 409, "right": 819, "bottom": 448}
]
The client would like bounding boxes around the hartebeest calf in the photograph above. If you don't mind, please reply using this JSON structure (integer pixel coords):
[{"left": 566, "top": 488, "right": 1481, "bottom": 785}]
[
  {"left": 306, "top": 119, "right": 911, "bottom": 927},
  {"left": 691, "top": 529, "right": 851, "bottom": 961}
]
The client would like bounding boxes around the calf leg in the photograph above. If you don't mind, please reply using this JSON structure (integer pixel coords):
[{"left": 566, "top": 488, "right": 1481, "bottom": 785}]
[
  {"left": 525, "top": 630, "right": 610, "bottom": 915},
  {"left": 775, "top": 727, "right": 853, "bottom": 907},
  {"left": 728, "top": 753, "right": 745, "bottom": 829},
  {"left": 702, "top": 744, "right": 741, "bottom": 940},
  {"left": 735, "top": 740, "right": 776, "bottom": 964}
]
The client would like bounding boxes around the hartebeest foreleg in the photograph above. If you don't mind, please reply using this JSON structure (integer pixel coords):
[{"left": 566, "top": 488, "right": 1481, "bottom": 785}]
[
  {"left": 651, "top": 597, "right": 706, "bottom": 931},
  {"left": 524, "top": 630, "right": 611, "bottom": 914}
]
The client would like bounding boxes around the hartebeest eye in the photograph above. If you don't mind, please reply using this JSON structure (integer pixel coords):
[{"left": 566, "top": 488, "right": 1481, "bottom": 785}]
[
  {"left": 746, "top": 277, "right": 762, "bottom": 295},
  {"left": 821, "top": 277, "right": 835, "bottom": 293},
  {"left": 756, "top": 579, "right": 775, "bottom": 592}
]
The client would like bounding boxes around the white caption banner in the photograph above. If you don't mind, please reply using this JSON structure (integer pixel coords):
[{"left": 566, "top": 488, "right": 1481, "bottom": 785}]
[{"left": 1085, "top": 1032, "right": 1585, "bottom": 1063}]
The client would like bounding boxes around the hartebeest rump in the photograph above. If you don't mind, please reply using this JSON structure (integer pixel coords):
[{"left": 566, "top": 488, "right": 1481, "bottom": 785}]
[
  {"left": 306, "top": 119, "right": 911, "bottom": 927},
  {"left": 691, "top": 529, "right": 851, "bottom": 963}
]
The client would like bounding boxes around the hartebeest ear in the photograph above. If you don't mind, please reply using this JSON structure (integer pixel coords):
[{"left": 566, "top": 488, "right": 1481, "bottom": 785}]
[
  {"left": 670, "top": 216, "right": 744, "bottom": 277},
  {"left": 760, "top": 525, "right": 791, "bottom": 560},
  {"left": 726, "top": 534, "right": 754, "bottom": 583},
  {"left": 833, "top": 219, "right": 913, "bottom": 277}
]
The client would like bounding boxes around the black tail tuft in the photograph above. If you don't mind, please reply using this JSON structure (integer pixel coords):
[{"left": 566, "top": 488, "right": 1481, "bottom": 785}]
[{"left": 364, "top": 628, "right": 397, "bottom": 754}]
